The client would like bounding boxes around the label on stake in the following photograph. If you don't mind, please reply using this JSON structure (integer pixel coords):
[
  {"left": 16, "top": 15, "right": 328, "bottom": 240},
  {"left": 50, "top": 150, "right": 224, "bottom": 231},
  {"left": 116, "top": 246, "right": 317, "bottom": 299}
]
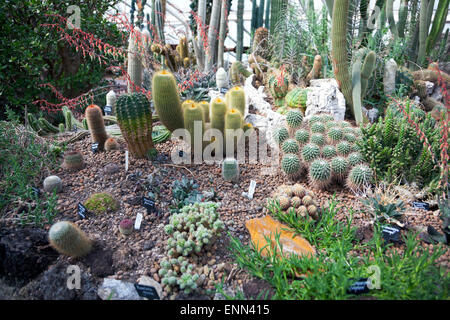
[
  {"left": 248, "top": 180, "right": 257, "bottom": 200},
  {"left": 77, "top": 203, "right": 88, "bottom": 219},
  {"left": 125, "top": 151, "right": 129, "bottom": 171},
  {"left": 134, "top": 212, "right": 143, "bottom": 230},
  {"left": 91, "top": 143, "right": 99, "bottom": 154},
  {"left": 134, "top": 284, "right": 159, "bottom": 300}
]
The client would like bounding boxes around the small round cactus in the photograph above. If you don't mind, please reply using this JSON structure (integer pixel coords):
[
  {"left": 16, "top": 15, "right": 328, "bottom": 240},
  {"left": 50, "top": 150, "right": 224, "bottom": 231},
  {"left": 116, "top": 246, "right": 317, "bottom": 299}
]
[
  {"left": 319, "top": 114, "right": 335, "bottom": 123},
  {"left": 310, "top": 122, "right": 326, "bottom": 133},
  {"left": 281, "top": 153, "right": 302, "bottom": 177},
  {"left": 340, "top": 121, "right": 351, "bottom": 128},
  {"left": 292, "top": 184, "right": 306, "bottom": 198},
  {"left": 352, "top": 143, "right": 361, "bottom": 152},
  {"left": 282, "top": 139, "right": 300, "bottom": 154},
  {"left": 308, "top": 115, "right": 321, "bottom": 125},
  {"left": 301, "top": 143, "right": 320, "bottom": 162},
  {"left": 43, "top": 176, "right": 63, "bottom": 193},
  {"left": 347, "top": 152, "right": 364, "bottom": 166},
  {"left": 342, "top": 127, "right": 354, "bottom": 135},
  {"left": 48, "top": 221, "right": 92, "bottom": 257},
  {"left": 297, "top": 205, "right": 308, "bottom": 217},
  {"left": 302, "top": 195, "right": 313, "bottom": 206},
  {"left": 343, "top": 133, "right": 357, "bottom": 143},
  {"left": 321, "top": 145, "right": 337, "bottom": 159},
  {"left": 222, "top": 158, "right": 239, "bottom": 183},
  {"left": 119, "top": 219, "right": 134, "bottom": 236},
  {"left": 273, "top": 127, "right": 289, "bottom": 144},
  {"left": 277, "top": 195, "right": 291, "bottom": 210},
  {"left": 310, "top": 133, "right": 325, "bottom": 146},
  {"left": 336, "top": 141, "right": 352, "bottom": 156},
  {"left": 63, "top": 150, "right": 84, "bottom": 171},
  {"left": 105, "top": 137, "right": 120, "bottom": 151},
  {"left": 327, "top": 127, "right": 343, "bottom": 144},
  {"left": 307, "top": 205, "right": 319, "bottom": 220},
  {"left": 331, "top": 156, "right": 349, "bottom": 181},
  {"left": 294, "top": 129, "right": 310, "bottom": 145},
  {"left": 308, "top": 159, "right": 332, "bottom": 190},
  {"left": 346, "top": 164, "right": 373, "bottom": 192},
  {"left": 286, "top": 110, "right": 303, "bottom": 130},
  {"left": 325, "top": 121, "right": 339, "bottom": 129},
  {"left": 291, "top": 196, "right": 301, "bottom": 208}
]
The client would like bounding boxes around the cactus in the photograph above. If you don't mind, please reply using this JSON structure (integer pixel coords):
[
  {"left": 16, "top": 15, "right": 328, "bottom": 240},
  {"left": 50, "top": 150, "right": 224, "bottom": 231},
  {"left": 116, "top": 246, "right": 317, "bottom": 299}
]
[
  {"left": 321, "top": 145, "right": 337, "bottom": 159},
  {"left": 230, "top": 61, "right": 252, "bottom": 84},
  {"left": 397, "top": 0, "right": 408, "bottom": 38},
  {"left": 119, "top": 219, "right": 134, "bottom": 236},
  {"left": 286, "top": 110, "right": 303, "bottom": 133},
  {"left": 417, "top": 0, "right": 429, "bottom": 66},
  {"left": 38, "top": 117, "right": 59, "bottom": 134},
  {"left": 348, "top": 152, "right": 364, "bottom": 166},
  {"left": 285, "top": 88, "right": 308, "bottom": 112},
  {"left": 59, "top": 123, "right": 65, "bottom": 133},
  {"left": 310, "top": 133, "right": 325, "bottom": 146},
  {"left": 225, "top": 109, "right": 243, "bottom": 152},
  {"left": 216, "top": 67, "right": 228, "bottom": 89},
  {"left": 270, "top": 0, "right": 288, "bottom": 34},
  {"left": 85, "top": 105, "right": 108, "bottom": 151},
  {"left": 236, "top": 0, "right": 244, "bottom": 61},
  {"left": 183, "top": 102, "right": 205, "bottom": 150},
  {"left": 84, "top": 192, "right": 119, "bottom": 215},
  {"left": 105, "top": 137, "right": 119, "bottom": 151},
  {"left": 106, "top": 90, "right": 117, "bottom": 115},
  {"left": 226, "top": 86, "right": 246, "bottom": 116},
  {"left": 43, "top": 175, "right": 63, "bottom": 193},
  {"left": 343, "top": 133, "right": 357, "bottom": 143},
  {"left": 346, "top": 164, "right": 373, "bottom": 192},
  {"left": 336, "top": 141, "right": 352, "bottom": 156},
  {"left": 222, "top": 158, "right": 239, "bottom": 182},
  {"left": 116, "top": 92, "right": 153, "bottom": 159},
  {"left": 152, "top": 70, "right": 184, "bottom": 132},
  {"left": 252, "top": 27, "right": 269, "bottom": 59},
  {"left": 268, "top": 72, "right": 289, "bottom": 107},
  {"left": 425, "top": 0, "right": 449, "bottom": 56},
  {"left": 294, "top": 129, "right": 309, "bottom": 145},
  {"left": 309, "top": 159, "right": 332, "bottom": 190},
  {"left": 301, "top": 143, "right": 320, "bottom": 162},
  {"left": 327, "top": 126, "right": 343, "bottom": 144},
  {"left": 311, "top": 122, "right": 326, "bottom": 133},
  {"left": 199, "top": 101, "right": 210, "bottom": 122},
  {"left": 273, "top": 126, "right": 290, "bottom": 144},
  {"left": 182, "top": 100, "right": 196, "bottom": 112},
  {"left": 308, "top": 115, "right": 322, "bottom": 125},
  {"left": 127, "top": 28, "right": 143, "bottom": 93},
  {"left": 386, "top": 0, "right": 398, "bottom": 39},
  {"left": 49, "top": 221, "right": 92, "bottom": 257},
  {"left": 384, "top": 58, "right": 398, "bottom": 95},
  {"left": 305, "top": 55, "right": 322, "bottom": 83},
  {"left": 211, "top": 97, "right": 228, "bottom": 136},
  {"left": 330, "top": 156, "right": 349, "bottom": 181},
  {"left": 63, "top": 150, "right": 84, "bottom": 171},
  {"left": 281, "top": 153, "right": 302, "bottom": 178},
  {"left": 62, "top": 106, "right": 73, "bottom": 131},
  {"left": 282, "top": 139, "right": 300, "bottom": 154},
  {"left": 319, "top": 114, "right": 335, "bottom": 123}
]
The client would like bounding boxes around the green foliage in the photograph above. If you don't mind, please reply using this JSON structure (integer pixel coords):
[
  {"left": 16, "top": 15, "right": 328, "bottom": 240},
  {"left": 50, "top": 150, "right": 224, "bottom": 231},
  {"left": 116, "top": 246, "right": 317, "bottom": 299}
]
[
  {"left": 0, "top": 121, "right": 60, "bottom": 227},
  {"left": 84, "top": 193, "right": 119, "bottom": 214},
  {"left": 0, "top": 0, "right": 123, "bottom": 119},
  {"left": 362, "top": 195, "right": 405, "bottom": 225},
  {"left": 227, "top": 198, "right": 449, "bottom": 299}
]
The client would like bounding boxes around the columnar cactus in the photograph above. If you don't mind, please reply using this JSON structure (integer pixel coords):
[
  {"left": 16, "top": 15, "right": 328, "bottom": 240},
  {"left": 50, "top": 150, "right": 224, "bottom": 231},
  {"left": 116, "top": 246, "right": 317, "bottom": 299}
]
[
  {"left": 63, "top": 150, "right": 84, "bottom": 171},
  {"left": 226, "top": 86, "right": 246, "bottom": 116},
  {"left": 306, "top": 55, "right": 322, "bottom": 83},
  {"left": 48, "top": 221, "right": 92, "bottom": 257},
  {"left": 152, "top": 70, "right": 184, "bottom": 132},
  {"left": 211, "top": 97, "right": 228, "bottom": 137},
  {"left": 127, "top": 28, "right": 143, "bottom": 93},
  {"left": 225, "top": 109, "right": 244, "bottom": 153},
  {"left": 222, "top": 157, "right": 240, "bottom": 182},
  {"left": 199, "top": 101, "right": 210, "bottom": 122},
  {"left": 183, "top": 102, "right": 205, "bottom": 150},
  {"left": 85, "top": 105, "right": 108, "bottom": 151},
  {"left": 116, "top": 92, "right": 154, "bottom": 159},
  {"left": 106, "top": 90, "right": 117, "bottom": 115}
]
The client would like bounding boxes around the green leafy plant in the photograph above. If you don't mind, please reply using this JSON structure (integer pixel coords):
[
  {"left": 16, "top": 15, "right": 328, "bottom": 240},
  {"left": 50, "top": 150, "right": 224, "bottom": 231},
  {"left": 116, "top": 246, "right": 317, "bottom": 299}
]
[{"left": 362, "top": 195, "right": 405, "bottom": 226}]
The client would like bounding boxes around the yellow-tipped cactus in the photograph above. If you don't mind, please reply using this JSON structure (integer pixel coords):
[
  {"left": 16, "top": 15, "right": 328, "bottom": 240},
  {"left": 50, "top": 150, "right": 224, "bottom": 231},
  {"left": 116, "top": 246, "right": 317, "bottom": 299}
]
[
  {"left": 152, "top": 70, "right": 184, "bottom": 132},
  {"left": 211, "top": 97, "right": 228, "bottom": 136},
  {"left": 85, "top": 105, "right": 108, "bottom": 150},
  {"left": 226, "top": 86, "right": 246, "bottom": 116},
  {"left": 182, "top": 100, "right": 196, "bottom": 112},
  {"left": 199, "top": 101, "right": 210, "bottom": 122},
  {"left": 48, "top": 221, "right": 92, "bottom": 258},
  {"left": 183, "top": 102, "right": 205, "bottom": 149},
  {"left": 225, "top": 108, "right": 244, "bottom": 153}
]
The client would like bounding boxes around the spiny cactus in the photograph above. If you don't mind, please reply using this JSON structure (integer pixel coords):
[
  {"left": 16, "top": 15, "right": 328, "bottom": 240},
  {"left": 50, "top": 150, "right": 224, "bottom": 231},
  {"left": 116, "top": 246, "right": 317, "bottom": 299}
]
[
  {"left": 222, "top": 157, "right": 239, "bottom": 182},
  {"left": 63, "top": 150, "right": 84, "bottom": 171},
  {"left": 311, "top": 122, "right": 326, "bottom": 133},
  {"left": 199, "top": 101, "right": 210, "bottom": 122},
  {"left": 285, "top": 88, "right": 308, "bottom": 113},
  {"left": 330, "top": 156, "right": 349, "bottom": 181},
  {"left": 348, "top": 152, "right": 364, "bottom": 166},
  {"left": 281, "top": 153, "right": 302, "bottom": 178},
  {"left": 301, "top": 143, "right": 321, "bottom": 162},
  {"left": 310, "top": 133, "right": 325, "bottom": 146},
  {"left": 106, "top": 90, "right": 117, "bottom": 115},
  {"left": 327, "top": 126, "right": 343, "bottom": 144},
  {"left": 294, "top": 129, "right": 310, "bottom": 145},
  {"left": 273, "top": 126, "right": 290, "bottom": 144},
  {"left": 225, "top": 108, "right": 244, "bottom": 153},
  {"left": 216, "top": 67, "right": 228, "bottom": 89},
  {"left": 211, "top": 97, "right": 228, "bottom": 137},
  {"left": 152, "top": 70, "right": 184, "bottom": 132},
  {"left": 321, "top": 145, "right": 337, "bottom": 159},
  {"left": 127, "top": 28, "right": 143, "bottom": 93},
  {"left": 252, "top": 27, "right": 269, "bottom": 59},
  {"left": 282, "top": 139, "right": 300, "bottom": 154},
  {"left": 116, "top": 92, "right": 154, "bottom": 159},
  {"left": 48, "top": 221, "right": 92, "bottom": 257},
  {"left": 346, "top": 164, "right": 373, "bottom": 192},
  {"left": 306, "top": 55, "right": 322, "bottom": 83},
  {"left": 308, "top": 159, "right": 332, "bottom": 190},
  {"left": 184, "top": 102, "right": 205, "bottom": 150},
  {"left": 84, "top": 192, "right": 119, "bottom": 215},
  {"left": 85, "top": 105, "right": 108, "bottom": 151},
  {"left": 337, "top": 141, "right": 352, "bottom": 156},
  {"left": 268, "top": 72, "right": 290, "bottom": 107},
  {"left": 226, "top": 86, "right": 246, "bottom": 116},
  {"left": 308, "top": 115, "right": 322, "bottom": 125},
  {"left": 119, "top": 219, "right": 134, "bottom": 236},
  {"left": 105, "top": 138, "right": 120, "bottom": 151},
  {"left": 286, "top": 110, "right": 303, "bottom": 134}
]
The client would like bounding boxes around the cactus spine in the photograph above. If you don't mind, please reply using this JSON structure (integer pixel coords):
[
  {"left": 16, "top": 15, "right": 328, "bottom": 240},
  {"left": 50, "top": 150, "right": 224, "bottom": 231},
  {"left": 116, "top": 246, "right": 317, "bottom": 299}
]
[
  {"left": 116, "top": 92, "right": 154, "bottom": 159},
  {"left": 85, "top": 105, "right": 108, "bottom": 150},
  {"left": 152, "top": 70, "right": 184, "bottom": 132},
  {"left": 127, "top": 28, "right": 143, "bottom": 93},
  {"left": 48, "top": 221, "right": 92, "bottom": 258}
]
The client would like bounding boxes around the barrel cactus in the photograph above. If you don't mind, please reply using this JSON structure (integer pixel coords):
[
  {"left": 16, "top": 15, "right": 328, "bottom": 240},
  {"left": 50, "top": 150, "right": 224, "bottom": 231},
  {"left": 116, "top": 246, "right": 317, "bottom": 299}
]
[
  {"left": 286, "top": 110, "right": 303, "bottom": 133},
  {"left": 282, "top": 139, "right": 300, "bottom": 154},
  {"left": 347, "top": 152, "right": 364, "bottom": 166},
  {"left": 85, "top": 105, "right": 108, "bottom": 151},
  {"left": 268, "top": 72, "right": 289, "bottom": 107},
  {"left": 301, "top": 143, "right": 321, "bottom": 162},
  {"left": 336, "top": 141, "right": 352, "bottom": 156},
  {"left": 116, "top": 92, "right": 154, "bottom": 159},
  {"left": 310, "top": 133, "right": 325, "bottom": 146},
  {"left": 216, "top": 67, "right": 228, "bottom": 89},
  {"left": 285, "top": 88, "right": 308, "bottom": 112},
  {"left": 222, "top": 158, "right": 239, "bottom": 183},
  {"left": 331, "top": 156, "right": 349, "bottom": 182},
  {"left": 183, "top": 102, "right": 205, "bottom": 150},
  {"left": 308, "top": 159, "right": 332, "bottom": 190},
  {"left": 346, "top": 164, "right": 373, "bottom": 193},
  {"left": 327, "top": 127, "right": 343, "bottom": 144},
  {"left": 311, "top": 122, "right": 326, "bottom": 133},
  {"left": 226, "top": 86, "right": 246, "bottom": 116},
  {"left": 63, "top": 150, "right": 84, "bottom": 171},
  {"left": 225, "top": 109, "right": 244, "bottom": 153},
  {"left": 43, "top": 175, "right": 63, "bottom": 193},
  {"left": 321, "top": 145, "right": 337, "bottom": 159},
  {"left": 273, "top": 127, "right": 290, "bottom": 145},
  {"left": 294, "top": 129, "right": 310, "bottom": 145},
  {"left": 105, "top": 137, "right": 120, "bottom": 151},
  {"left": 281, "top": 153, "right": 302, "bottom": 178},
  {"left": 199, "top": 101, "right": 210, "bottom": 122},
  {"left": 48, "top": 221, "right": 92, "bottom": 257},
  {"left": 210, "top": 97, "right": 228, "bottom": 137}
]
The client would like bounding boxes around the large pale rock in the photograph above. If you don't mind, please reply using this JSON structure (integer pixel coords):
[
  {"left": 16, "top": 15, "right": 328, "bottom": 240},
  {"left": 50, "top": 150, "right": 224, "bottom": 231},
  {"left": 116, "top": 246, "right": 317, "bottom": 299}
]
[
  {"left": 98, "top": 278, "right": 142, "bottom": 300},
  {"left": 216, "top": 68, "right": 228, "bottom": 90},
  {"left": 305, "top": 79, "right": 346, "bottom": 121},
  {"left": 383, "top": 58, "right": 397, "bottom": 95}
]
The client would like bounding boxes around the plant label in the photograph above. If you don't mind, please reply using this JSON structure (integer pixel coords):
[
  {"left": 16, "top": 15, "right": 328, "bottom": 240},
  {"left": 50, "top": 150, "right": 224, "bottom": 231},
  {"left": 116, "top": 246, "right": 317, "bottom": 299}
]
[
  {"left": 73, "top": 125, "right": 77, "bottom": 132},
  {"left": 142, "top": 196, "right": 156, "bottom": 214},
  {"left": 347, "top": 278, "right": 369, "bottom": 295},
  {"left": 125, "top": 151, "right": 129, "bottom": 171},
  {"left": 134, "top": 284, "right": 160, "bottom": 300},
  {"left": 104, "top": 105, "right": 112, "bottom": 116},
  {"left": 178, "top": 150, "right": 184, "bottom": 158},
  {"left": 77, "top": 203, "right": 88, "bottom": 219},
  {"left": 412, "top": 201, "right": 430, "bottom": 210},
  {"left": 134, "top": 212, "right": 143, "bottom": 230},
  {"left": 382, "top": 225, "right": 401, "bottom": 243},
  {"left": 91, "top": 143, "right": 99, "bottom": 154},
  {"left": 248, "top": 180, "right": 257, "bottom": 200},
  {"left": 31, "top": 186, "right": 40, "bottom": 198}
]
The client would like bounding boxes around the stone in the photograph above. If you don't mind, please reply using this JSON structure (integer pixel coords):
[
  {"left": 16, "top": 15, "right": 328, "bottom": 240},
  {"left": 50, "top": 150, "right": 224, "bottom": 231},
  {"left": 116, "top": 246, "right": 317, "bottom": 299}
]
[
  {"left": 431, "top": 86, "right": 443, "bottom": 101},
  {"left": 383, "top": 58, "right": 397, "bottom": 95},
  {"left": 138, "top": 275, "right": 162, "bottom": 300},
  {"left": 425, "top": 81, "right": 434, "bottom": 95},
  {"left": 362, "top": 107, "right": 379, "bottom": 123},
  {"left": 104, "top": 163, "right": 119, "bottom": 175},
  {"left": 305, "top": 79, "right": 346, "bottom": 121},
  {"left": 98, "top": 278, "right": 142, "bottom": 300},
  {"left": 216, "top": 67, "right": 228, "bottom": 90},
  {"left": 43, "top": 175, "right": 63, "bottom": 193}
]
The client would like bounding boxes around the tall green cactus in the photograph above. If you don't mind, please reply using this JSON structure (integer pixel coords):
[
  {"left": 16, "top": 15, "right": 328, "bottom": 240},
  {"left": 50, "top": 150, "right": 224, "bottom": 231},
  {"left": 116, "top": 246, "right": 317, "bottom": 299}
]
[
  {"left": 127, "top": 28, "right": 143, "bottom": 93},
  {"left": 257, "top": 0, "right": 265, "bottom": 29},
  {"left": 417, "top": 0, "right": 429, "bottom": 66},
  {"left": 361, "top": 51, "right": 376, "bottom": 98},
  {"left": 211, "top": 97, "right": 227, "bottom": 136},
  {"left": 85, "top": 104, "right": 108, "bottom": 150},
  {"left": 251, "top": 0, "right": 258, "bottom": 34},
  {"left": 426, "top": 0, "right": 450, "bottom": 55},
  {"left": 152, "top": 70, "right": 184, "bottom": 132},
  {"left": 386, "top": 0, "right": 398, "bottom": 39},
  {"left": 116, "top": 92, "right": 154, "bottom": 159},
  {"left": 236, "top": 0, "right": 244, "bottom": 61},
  {"left": 331, "top": 0, "right": 354, "bottom": 114},
  {"left": 397, "top": 0, "right": 408, "bottom": 38},
  {"left": 48, "top": 221, "right": 92, "bottom": 258},
  {"left": 183, "top": 102, "right": 205, "bottom": 150},
  {"left": 155, "top": 0, "right": 165, "bottom": 43},
  {"left": 264, "top": 0, "right": 271, "bottom": 29},
  {"left": 269, "top": 0, "right": 288, "bottom": 35}
]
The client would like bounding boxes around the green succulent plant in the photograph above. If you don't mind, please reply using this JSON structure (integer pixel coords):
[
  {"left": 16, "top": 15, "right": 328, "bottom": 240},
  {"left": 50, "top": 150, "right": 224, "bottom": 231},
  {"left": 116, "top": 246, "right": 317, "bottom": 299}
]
[{"left": 301, "top": 143, "right": 321, "bottom": 162}]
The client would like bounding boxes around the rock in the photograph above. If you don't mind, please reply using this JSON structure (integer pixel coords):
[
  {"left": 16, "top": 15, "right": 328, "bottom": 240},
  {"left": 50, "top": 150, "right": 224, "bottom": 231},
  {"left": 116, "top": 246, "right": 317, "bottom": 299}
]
[
  {"left": 138, "top": 275, "right": 163, "bottom": 300},
  {"left": 425, "top": 81, "right": 434, "bottom": 95},
  {"left": 0, "top": 227, "right": 58, "bottom": 286},
  {"left": 431, "top": 86, "right": 443, "bottom": 101},
  {"left": 383, "top": 58, "right": 397, "bottom": 95},
  {"left": 19, "top": 261, "right": 98, "bottom": 300},
  {"left": 43, "top": 175, "right": 63, "bottom": 193},
  {"left": 305, "top": 79, "right": 346, "bottom": 121},
  {"left": 104, "top": 163, "right": 119, "bottom": 175},
  {"left": 242, "top": 278, "right": 275, "bottom": 299},
  {"left": 244, "top": 75, "right": 271, "bottom": 115},
  {"left": 197, "top": 274, "right": 206, "bottom": 286},
  {"left": 143, "top": 240, "right": 154, "bottom": 251},
  {"left": 363, "top": 107, "right": 379, "bottom": 123},
  {"left": 98, "top": 278, "right": 142, "bottom": 300}
]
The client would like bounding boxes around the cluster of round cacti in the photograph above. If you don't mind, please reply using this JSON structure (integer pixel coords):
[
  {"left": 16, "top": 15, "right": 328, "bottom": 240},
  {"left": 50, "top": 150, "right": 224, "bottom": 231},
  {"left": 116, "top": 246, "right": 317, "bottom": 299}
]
[
  {"left": 269, "top": 184, "right": 321, "bottom": 221},
  {"left": 160, "top": 202, "right": 224, "bottom": 294},
  {"left": 275, "top": 111, "right": 373, "bottom": 193}
]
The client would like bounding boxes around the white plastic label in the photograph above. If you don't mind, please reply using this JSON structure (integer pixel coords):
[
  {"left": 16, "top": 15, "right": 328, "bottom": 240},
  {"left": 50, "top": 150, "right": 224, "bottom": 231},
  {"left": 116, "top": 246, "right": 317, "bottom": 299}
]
[
  {"left": 134, "top": 212, "right": 143, "bottom": 230},
  {"left": 248, "top": 180, "right": 257, "bottom": 199}
]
